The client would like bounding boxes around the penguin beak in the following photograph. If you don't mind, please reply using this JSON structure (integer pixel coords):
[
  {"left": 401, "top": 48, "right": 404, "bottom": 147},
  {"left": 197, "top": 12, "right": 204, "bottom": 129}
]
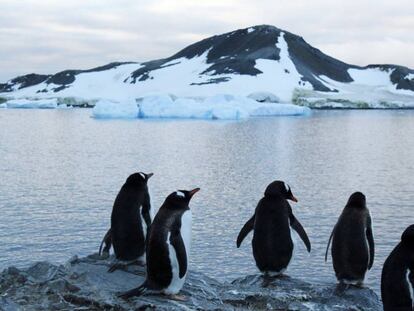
[
  {"left": 290, "top": 195, "right": 298, "bottom": 203},
  {"left": 188, "top": 188, "right": 200, "bottom": 198},
  {"left": 146, "top": 173, "right": 154, "bottom": 179}
]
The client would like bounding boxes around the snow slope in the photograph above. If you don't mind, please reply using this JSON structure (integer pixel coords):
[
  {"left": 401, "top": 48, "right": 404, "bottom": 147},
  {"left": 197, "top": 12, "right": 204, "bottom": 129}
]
[{"left": 1, "top": 25, "right": 413, "bottom": 110}]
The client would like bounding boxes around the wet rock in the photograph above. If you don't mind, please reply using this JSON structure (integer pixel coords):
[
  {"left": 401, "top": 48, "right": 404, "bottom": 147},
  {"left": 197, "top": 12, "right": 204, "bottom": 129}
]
[
  {"left": 0, "top": 254, "right": 382, "bottom": 310},
  {"left": 224, "top": 274, "right": 381, "bottom": 310}
]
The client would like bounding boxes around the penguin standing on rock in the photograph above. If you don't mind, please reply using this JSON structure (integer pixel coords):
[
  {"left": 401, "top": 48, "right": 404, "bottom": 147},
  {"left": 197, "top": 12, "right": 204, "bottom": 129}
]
[
  {"left": 325, "top": 192, "right": 374, "bottom": 286},
  {"left": 119, "top": 188, "right": 200, "bottom": 301},
  {"left": 381, "top": 225, "right": 414, "bottom": 311},
  {"left": 236, "top": 181, "right": 311, "bottom": 276},
  {"left": 98, "top": 172, "right": 153, "bottom": 272}
]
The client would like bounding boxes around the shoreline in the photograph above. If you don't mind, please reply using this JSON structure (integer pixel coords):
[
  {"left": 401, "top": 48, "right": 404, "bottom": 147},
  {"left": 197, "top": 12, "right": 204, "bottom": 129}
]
[{"left": 0, "top": 254, "right": 382, "bottom": 310}]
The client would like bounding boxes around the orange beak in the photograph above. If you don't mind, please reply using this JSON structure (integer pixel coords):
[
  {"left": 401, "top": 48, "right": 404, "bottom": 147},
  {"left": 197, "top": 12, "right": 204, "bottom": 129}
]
[{"left": 188, "top": 188, "right": 200, "bottom": 198}]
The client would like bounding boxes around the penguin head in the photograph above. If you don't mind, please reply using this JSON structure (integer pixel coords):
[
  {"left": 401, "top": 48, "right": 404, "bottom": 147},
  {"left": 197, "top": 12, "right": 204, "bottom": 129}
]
[
  {"left": 401, "top": 225, "right": 414, "bottom": 248},
  {"left": 345, "top": 192, "right": 366, "bottom": 209},
  {"left": 165, "top": 188, "right": 200, "bottom": 209},
  {"left": 125, "top": 172, "right": 154, "bottom": 186},
  {"left": 264, "top": 181, "right": 298, "bottom": 202}
]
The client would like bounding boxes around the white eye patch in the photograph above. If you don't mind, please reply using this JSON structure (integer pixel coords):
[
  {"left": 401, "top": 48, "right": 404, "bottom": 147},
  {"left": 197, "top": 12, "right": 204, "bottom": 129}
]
[
  {"left": 176, "top": 191, "right": 185, "bottom": 198},
  {"left": 139, "top": 172, "right": 146, "bottom": 179},
  {"left": 284, "top": 183, "right": 290, "bottom": 192}
]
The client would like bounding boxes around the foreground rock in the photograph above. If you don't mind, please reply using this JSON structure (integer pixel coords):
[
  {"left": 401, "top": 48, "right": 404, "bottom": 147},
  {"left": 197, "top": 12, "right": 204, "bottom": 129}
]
[{"left": 0, "top": 255, "right": 381, "bottom": 310}]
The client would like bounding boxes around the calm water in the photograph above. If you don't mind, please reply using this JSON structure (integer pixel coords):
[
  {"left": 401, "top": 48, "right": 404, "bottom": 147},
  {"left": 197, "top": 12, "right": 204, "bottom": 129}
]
[{"left": 1, "top": 109, "right": 414, "bottom": 294}]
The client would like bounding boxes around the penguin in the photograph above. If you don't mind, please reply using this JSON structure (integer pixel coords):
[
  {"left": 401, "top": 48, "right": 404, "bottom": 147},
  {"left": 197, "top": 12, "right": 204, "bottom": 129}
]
[
  {"left": 119, "top": 188, "right": 200, "bottom": 300},
  {"left": 236, "top": 181, "right": 311, "bottom": 276},
  {"left": 381, "top": 225, "right": 414, "bottom": 311},
  {"left": 325, "top": 192, "right": 374, "bottom": 286},
  {"left": 100, "top": 172, "right": 153, "bottom": 272}
]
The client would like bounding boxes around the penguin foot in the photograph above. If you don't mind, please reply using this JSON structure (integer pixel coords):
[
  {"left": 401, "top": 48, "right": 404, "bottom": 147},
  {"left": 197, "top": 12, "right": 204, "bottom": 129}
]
[
  {"left": 108, "top": 260, "right": 143, "bottom": 273},
  {"left": 350, "top": 282, "right": 365, "bottom": 289},
  {"left": 118, "top": 283, "right": 148, "bottom": 299},
  {"left": 100, "top": 251, "right": 110, "bottom": 260},
  {"left": 166, "top": 294, "right": 187, "bottom": 302},
  {"left": 334, "top": 282, "right": 349, "bottom": 295},
  {"left": 261, "top": 278, "right": 271, "bottom": 288},
  {"left": 118, "top": 288, "right": 141, "bottom": 299},
  {"left": 108, "top": 263, "right": 127, "bottom": 273},
  {"left": 261, "top": 271, "right": 287, "bottom": 287}
]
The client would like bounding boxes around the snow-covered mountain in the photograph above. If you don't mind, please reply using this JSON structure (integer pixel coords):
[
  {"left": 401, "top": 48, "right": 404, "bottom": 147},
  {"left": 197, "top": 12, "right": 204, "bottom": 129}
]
[{"left": 1, "top": 25, "right": 413, "bottom": 108}]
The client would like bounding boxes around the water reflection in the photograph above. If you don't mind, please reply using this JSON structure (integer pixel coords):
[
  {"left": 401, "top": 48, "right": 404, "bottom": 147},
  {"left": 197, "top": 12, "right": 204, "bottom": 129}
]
[{"left": 1, "top": 109, "right": 414, "bottom": 294}]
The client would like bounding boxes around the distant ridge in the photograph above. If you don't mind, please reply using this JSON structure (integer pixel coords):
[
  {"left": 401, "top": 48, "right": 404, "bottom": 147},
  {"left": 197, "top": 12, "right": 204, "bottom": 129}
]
[{"left": 1, "top": 25, "right": 413, "bottom": 106}]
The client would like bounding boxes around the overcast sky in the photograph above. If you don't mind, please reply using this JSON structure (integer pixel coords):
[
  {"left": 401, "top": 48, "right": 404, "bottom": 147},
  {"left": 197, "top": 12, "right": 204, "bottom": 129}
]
[{"left": 1, "top": 0, "right": 413, "bottom": 82}]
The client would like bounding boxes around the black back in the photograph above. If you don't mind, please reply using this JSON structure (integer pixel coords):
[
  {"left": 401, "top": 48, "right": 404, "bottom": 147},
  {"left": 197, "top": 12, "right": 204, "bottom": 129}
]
[
  {"left": 328, "top": 192, "right": 374, "bottom": 282},
  {"left": 253, "top": 195, "right": 293, "bottom": 272},
  {"left": 381, "top": 225, "right": 414, "bottom": 310},
  {"left": 237, "top": 181, "right": 310, "bottom": 273},
  {"left": 111, "top": 172, "right": 152, "bottom": 261}
]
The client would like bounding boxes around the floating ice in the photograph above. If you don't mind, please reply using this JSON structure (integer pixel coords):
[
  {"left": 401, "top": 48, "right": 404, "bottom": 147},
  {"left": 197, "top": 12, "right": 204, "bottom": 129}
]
[
  {"left": 92, "top": 94, "right": 311, "bottom": 120},
  {"left": 5, "top": 98, "right": 58, "bottom": 109},
  {"left": 92, "top": 99, "right": 138, "bottom": 119},
  {"left": 250, "top": 103, "right": 311, "bottom": 116}
]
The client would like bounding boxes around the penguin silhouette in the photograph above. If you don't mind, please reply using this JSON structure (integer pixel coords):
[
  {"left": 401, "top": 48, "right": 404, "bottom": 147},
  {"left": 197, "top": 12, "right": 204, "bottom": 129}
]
[
  {"left": 325, "top": 192, "right": 374, "bottom": 286},
  {"left": 381, "top": 224, "right": 414, "bottom": 311},
  {"left": 237, "top": 181, "right": 311, "bottom": 275}
]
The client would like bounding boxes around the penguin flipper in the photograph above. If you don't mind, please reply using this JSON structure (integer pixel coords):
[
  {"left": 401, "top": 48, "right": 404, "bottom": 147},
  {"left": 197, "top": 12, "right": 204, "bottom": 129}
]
[
  {"left": 170, "top": 233, "right": 187, "bottom": 278},
  {"left": 366, "top": 215, "right": 375, "bottom": 269},
  {"left": 325, "top": 227, "right": 335, "bottom": 262},
  {"left": 289, "top": 214, "right": 311, "bottom": 252},
  {"left": 99, "top": 228, "right": 112, "bottom": 256},
  {"left": 236, "top": 215, "right": 255, "bottom": 248},
  {"left": 408, "top": 270, "right": 414, "bottom": 290},
  {"left": 142, "top": 192, "right": 152, "bottom": 235}
]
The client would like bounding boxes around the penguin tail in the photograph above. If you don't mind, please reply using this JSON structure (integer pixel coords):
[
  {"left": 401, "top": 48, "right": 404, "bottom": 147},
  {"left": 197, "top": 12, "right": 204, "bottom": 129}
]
[
  {"left": 98, "top": 229, "right": 112, "bottom": 257},
  {"left": 118, "top": 281, "right": 148, "bottom": 299}
]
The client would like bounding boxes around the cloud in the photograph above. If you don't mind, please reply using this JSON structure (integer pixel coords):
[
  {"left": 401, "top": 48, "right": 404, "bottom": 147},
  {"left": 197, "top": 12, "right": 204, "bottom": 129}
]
[{"left": 0, "top": 0, "right": 413, "bottom": 81}]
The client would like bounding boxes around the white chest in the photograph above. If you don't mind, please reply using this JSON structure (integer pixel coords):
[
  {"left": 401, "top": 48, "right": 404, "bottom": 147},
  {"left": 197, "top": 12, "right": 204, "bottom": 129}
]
[
  {"left": 165, "top": 210, "right": 192, "bottom": 295},
  {"left": 180, "top": 210, "right": 192, "bottom": 254}
]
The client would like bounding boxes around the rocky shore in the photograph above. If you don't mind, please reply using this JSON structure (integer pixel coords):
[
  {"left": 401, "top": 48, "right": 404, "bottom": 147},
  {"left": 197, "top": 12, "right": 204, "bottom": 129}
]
[{"left": 0, "top": 254, "right": 382, "bottom": 310}]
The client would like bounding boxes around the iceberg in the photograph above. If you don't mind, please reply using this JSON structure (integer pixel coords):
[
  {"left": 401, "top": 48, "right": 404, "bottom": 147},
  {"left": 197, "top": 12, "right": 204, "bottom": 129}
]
[
  {"left": 138, "top": 94, "right": 250, "bottom": 120},
  {"left": 92, "top": 99, "right": 139, "bottom": 119},
  {"left": 5, "top": 98, "right": 58, "bottom": 109},
  {"left": 91, "top": 94, "right": 311, "bottom": 120},
  {"left": 250, "top": 103, "right": 311, "bottom": 116}
]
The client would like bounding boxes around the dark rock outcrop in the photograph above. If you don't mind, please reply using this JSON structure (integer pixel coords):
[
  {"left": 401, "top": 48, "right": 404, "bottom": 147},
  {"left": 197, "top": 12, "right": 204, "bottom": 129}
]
[
  {"left": 0, "top": 254, "right": 381, "bottom": 310},
  {"left": 0, "top": 62, "right": 136, "bottom": 93},
  {"left": 1, "top": 25, "right": 413, "bottom": 95}
]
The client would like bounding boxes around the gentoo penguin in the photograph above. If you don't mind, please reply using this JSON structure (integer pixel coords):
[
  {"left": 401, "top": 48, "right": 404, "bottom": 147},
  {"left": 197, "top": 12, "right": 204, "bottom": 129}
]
[
  {"left": 100, "top": 172, "right": 153, "bottom": 272},
  {"left": 119, "top": 188, "right": 200, "bottom": 300},
  {"left": 381, "top": 225, "right": 414, "bottom": 311},
  {"left": 325, "top": 192, "right": 374, "bottom": 286},
  {"left": 236, "top": 181, "right": 311, "bottom": 275}
]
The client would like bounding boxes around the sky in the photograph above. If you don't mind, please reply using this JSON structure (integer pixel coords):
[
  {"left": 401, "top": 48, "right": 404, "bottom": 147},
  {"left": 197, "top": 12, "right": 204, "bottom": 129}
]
[{"left": 1, "top": 0, "right": 413, "bottom": 82}]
